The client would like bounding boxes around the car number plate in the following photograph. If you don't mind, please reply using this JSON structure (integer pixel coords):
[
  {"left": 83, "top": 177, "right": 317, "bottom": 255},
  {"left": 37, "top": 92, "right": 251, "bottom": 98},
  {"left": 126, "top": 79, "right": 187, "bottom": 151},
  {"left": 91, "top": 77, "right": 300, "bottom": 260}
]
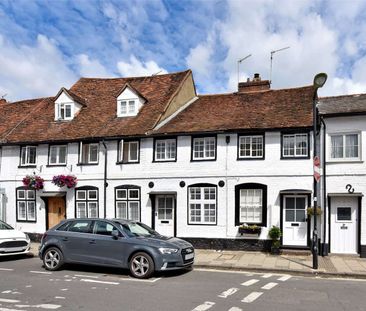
[{"left": 185, "top": 253, "right": 194, "bottom": 260}]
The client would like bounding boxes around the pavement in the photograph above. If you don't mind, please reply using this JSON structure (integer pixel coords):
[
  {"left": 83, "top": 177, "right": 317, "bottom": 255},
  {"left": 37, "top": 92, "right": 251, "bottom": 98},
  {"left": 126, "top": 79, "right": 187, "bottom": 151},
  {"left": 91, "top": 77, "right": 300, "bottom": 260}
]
[{"left": 30, "top": 242, "right": 366, "bottom": 279}]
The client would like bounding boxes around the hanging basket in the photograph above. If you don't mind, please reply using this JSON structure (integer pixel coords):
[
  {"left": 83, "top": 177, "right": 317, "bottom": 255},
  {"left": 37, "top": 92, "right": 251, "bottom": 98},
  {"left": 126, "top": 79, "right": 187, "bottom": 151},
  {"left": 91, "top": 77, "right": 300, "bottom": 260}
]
[
  {"left": 52, "top": 175, "right": 78, "bottom": 188},
  {"left": 22, "top": 174, "right": 44, "bottom": 191}
]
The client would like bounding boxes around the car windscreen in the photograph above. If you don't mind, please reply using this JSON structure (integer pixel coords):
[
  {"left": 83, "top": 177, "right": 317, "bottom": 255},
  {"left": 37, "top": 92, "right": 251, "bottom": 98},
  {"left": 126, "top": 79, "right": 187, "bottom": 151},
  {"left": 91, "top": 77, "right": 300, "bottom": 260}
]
[
  {"left": 118, "top": 222, "right": 158, "bottom": 238},
  {"left": 0, "top": 220, "right": 13, "bottom": 230}
]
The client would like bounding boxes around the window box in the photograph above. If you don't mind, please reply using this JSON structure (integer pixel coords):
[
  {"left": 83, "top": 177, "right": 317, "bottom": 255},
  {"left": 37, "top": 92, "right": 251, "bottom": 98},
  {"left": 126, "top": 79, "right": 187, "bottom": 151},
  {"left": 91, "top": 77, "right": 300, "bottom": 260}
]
[{"left": 238, "top": 224, "right": 262, "bottom": 236}]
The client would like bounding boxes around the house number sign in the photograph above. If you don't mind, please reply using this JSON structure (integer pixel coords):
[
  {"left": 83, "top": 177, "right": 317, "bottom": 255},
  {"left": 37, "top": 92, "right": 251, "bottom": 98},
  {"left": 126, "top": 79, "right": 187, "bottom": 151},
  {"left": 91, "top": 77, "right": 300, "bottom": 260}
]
[{"left": 346, "top": 184, "right": 355, "bottom": 194}]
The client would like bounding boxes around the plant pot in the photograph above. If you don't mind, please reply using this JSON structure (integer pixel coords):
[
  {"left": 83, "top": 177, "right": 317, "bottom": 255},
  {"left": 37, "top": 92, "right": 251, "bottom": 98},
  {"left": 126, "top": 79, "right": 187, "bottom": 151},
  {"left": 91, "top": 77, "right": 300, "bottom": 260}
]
[{"left": 270, "top": 246, "right": 281, "bottom": 255}]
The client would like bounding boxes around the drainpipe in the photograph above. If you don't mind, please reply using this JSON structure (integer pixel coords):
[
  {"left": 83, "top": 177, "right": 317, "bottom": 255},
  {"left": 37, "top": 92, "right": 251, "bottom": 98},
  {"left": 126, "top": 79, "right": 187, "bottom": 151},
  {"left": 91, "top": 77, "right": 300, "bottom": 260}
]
[
  {"left": 320, "top": 117, "right": 327, "bottom": 256},
  {"left": 102, "top": 140, "right": 108, "bottom": 219},
  {"left": 225, "top": 135, "right": 230, "bottom": 238}
]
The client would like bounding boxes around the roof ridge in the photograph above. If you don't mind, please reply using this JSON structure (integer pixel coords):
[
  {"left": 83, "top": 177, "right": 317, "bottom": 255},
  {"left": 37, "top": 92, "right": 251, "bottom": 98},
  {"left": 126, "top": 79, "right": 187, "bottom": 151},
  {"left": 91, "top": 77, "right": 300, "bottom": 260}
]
[
  {"left": 320, "top": 93, "right": 366, "bottom": 100},
  {"left": 77, "top": 69, "right": 191, "bottom": 82},
  {"left": 7, "top": 96, "right": 52, "bottom": 105}
]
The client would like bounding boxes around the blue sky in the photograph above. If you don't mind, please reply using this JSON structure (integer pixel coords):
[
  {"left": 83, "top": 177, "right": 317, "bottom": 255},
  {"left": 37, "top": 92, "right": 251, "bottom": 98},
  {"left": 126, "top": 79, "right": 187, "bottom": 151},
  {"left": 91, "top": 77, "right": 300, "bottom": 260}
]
[{"left": 1, "top": 0, "right": 366, "bottom": 101}]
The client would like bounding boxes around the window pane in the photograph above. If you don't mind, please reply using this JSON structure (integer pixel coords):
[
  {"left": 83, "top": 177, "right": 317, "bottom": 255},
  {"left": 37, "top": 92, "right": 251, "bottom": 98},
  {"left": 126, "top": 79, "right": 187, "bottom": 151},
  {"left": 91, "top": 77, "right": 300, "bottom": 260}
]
[
  {"left": 239, "top": 189, "right": 262, "bottom": 223},
  {"left": 65, "top": 105, "right": 72, "bottom": 118},
  {"left": 116, "top": 202, "right": 127, "bottom": 219},
  {"left": 18, "top": 202, "right": 26, "bottom": 220},
  {"left": 283, "top": 135, "right": 295, "bottom": 156},
  {"left": 17, "top": 190, "right": 26, "bottom": 199},
  {"left": 295, "top": 197, "right": 306, "bottom": 209},
  {"left": 49, "top": 146, "right": 58, "bottom": 164},
  {"left": 285, "top": 197, "right": 295, "bottom": 209},
  {"left": 166, "top": 140, "right": 176, "bottom": 159},
  {"left": 204, "top": 204, "right": 216, "bottom": 223},
  {"left": 337, "top": 207, "right": 352, "bottom": 221},
  {"left": 129, "top": 202, "right": 140, "bottom": 221},
  {"left": 156, "top": 141, "right": 165, "bottom": 160},
  {"left": 28, "top": 147, "right": 36, "bottom": 164},
  {"left": 89, "top": 144, "right": 98, "bottom": 163},
  {"left": 116, "top": 189, "right": 127, "bottom": 200},
  {"left": 76, "top": 202, "right": 86, "bottom": 218},
  {"left": 120, "top": 101, "right": 127, "bottom": 114},
  {"left": 295, "top": 210, "right": 306, "bottom": 222},
  {"left": 88, "top": 202, "right": 98, "bottom": 218},
  {"left": 331, "top": 135, "right": 343, "bottom": 158},
  {"left": 122, "top": 141, "right": 129, "bottom": 162},
  {"left": 189, "top": 204, "right": 201, "bottom": 222},
  {"left": 76, "top": 190, "right": 86, "bottom": 200},
  {"left": 193, "top": 139, "right": 204, "bottom": 158},
  {"left": 285, "top": 209, "right": 295, "bottom": 222},
  {"left": 345, "top": 134, "right": 358, "bottom": 158},
  {"left": 88, "top": 190, "right": 98, "bottom": 200},
  {"left": 128, "top": 100, "right": 135, "bottom": 113},
  {"left": 295, "top": 134, "right": 308, "bottom": 156},
  {"left": 81, "top": 143, "right": 88, "bottom": 163},
  {"left": 59, "top": 146, "right": 67, "bottom": 164},
  {"left": 27, "top": 202, "right": 36, "bottom": 221},
  {"left": 69, "top": 220, "right": 92, "bottom": 233},
  {"left": 129, "top": 142, "right": 139, "bottom": 161},
  {"left": 129, "top": 189, "right": 139, "bottom": 199},
  {"left": 27, "top": 190, "right": 35, "bottom": 200},
  {"left": 21, "top": 147, "right": 27, "bottom": 165}
]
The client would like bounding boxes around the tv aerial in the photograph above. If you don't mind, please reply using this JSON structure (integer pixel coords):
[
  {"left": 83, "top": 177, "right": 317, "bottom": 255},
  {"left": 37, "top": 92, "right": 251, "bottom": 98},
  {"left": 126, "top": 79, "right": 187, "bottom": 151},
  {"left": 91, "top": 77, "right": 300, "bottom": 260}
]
[
  {"left": 270, "top": 46, "right": 290, "bottom": 84},
  {"left": 237, "top": 54, "right": 252, "bottom": 84}
]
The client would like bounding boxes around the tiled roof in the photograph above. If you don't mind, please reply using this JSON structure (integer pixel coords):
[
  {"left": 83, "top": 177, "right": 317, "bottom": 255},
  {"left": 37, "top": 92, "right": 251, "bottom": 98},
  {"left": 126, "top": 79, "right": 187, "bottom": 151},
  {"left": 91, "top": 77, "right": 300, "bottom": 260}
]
[
  {"left": 0, "top": 70, "right": 191, "bottom": 144},
  {"left": 319, "top": 93, "right": 366, "bottom": 116},
  {"left": 154, "top": 86, "right": 315, "bottom": 134}
]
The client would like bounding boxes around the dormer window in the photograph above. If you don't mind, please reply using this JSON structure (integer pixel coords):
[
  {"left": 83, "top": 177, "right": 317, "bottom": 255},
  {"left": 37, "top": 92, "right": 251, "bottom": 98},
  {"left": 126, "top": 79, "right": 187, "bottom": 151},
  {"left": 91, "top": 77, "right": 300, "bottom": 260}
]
[
  {"left": 116, "top": 84, "right": 146, "bottom": 118},
  {"left": 57, "top": 103, "right": 73, "bottom": 120},
  {"left": 119, "top": 99, "right": 137, "bottom": 117}
]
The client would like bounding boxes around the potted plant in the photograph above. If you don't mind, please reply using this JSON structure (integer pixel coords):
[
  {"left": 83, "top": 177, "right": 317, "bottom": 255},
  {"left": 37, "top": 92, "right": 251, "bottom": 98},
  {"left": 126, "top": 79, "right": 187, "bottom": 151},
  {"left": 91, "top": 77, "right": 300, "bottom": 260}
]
[
  {"left": 22, "top": 174, "right": 44, "bottom": 191},
  {"left": 238, "top": 224, "right": 262, "bottom": 235},
  {"left": 52, "top": 174, "right": 78, "bottom": 188},
  {"left": 268, "top": 226, "right": 281, "bottom": 255}
]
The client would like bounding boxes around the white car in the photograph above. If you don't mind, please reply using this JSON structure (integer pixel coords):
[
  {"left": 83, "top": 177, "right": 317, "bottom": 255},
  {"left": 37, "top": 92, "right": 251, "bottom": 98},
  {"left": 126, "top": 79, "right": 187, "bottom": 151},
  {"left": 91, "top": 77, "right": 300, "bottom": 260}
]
[{"left": 0, "top": 220, "right": 31, "bottom": 256}]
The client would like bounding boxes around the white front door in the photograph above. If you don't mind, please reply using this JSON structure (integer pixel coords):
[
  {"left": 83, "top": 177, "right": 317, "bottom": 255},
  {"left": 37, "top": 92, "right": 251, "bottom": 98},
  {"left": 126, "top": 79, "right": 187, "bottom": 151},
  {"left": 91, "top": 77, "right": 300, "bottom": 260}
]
[
  {"left": 155, "top": 195, "right": 175, "bottom": 237},
  {"left": 282, "top": 195, "right": 308, "bottom": 247},
  {"left": 330, "top": 197, "right": 358, "bottom": 254}
]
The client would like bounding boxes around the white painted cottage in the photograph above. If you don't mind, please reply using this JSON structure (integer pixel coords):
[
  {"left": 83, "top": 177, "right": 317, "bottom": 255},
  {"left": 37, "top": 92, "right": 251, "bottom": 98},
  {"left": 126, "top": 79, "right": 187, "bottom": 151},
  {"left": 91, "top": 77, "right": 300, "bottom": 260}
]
[{"left": 2, "top": 69, "right": 358, "bottom": 256}]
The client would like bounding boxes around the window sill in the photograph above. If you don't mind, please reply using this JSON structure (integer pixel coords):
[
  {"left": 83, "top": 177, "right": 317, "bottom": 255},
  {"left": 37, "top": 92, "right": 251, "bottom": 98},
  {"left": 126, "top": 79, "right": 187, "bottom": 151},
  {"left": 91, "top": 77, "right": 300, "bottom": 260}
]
[
  {"left": 190, "top": 159, "right": 216, "bottom": 162},
  {"left": 46, "top": 164, "right": 67, "bottom": 167},
  {"left": 280, "top": 156, "right": 310, "bottom": 160},
  {"left": 237, "top": 157, "right": 265, "bottom": 161},
  {"left": 153, "top": 159, "right": 177, "bottom": 163},
  {"left": 327, "top": 160, "right": 363, "bottom": 164},
  {"left": 18, "top": 165, "right": 37, "bottom": 169},
  {"left": 116, "top": 161, "right": 140, "bottom": 165},
  {"left": 187, "top": 223, "right": 217, "bottom": 226},
  {"left": 76, "top": 163, "right": 99, "bottom": 166},
  {"left": 16, "top": 220, "right": 37, "bottom": 223}
]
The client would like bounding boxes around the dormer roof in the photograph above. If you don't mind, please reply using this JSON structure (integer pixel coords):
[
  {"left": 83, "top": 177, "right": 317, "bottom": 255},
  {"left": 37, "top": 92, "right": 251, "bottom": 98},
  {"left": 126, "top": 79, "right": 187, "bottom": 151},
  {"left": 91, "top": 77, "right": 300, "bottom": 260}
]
[
  {"left": 54, "top": 87, "right": 87, "bottom": 106},
  {"left": 115, "top": 83, "right": 148, "bottom": 103}
]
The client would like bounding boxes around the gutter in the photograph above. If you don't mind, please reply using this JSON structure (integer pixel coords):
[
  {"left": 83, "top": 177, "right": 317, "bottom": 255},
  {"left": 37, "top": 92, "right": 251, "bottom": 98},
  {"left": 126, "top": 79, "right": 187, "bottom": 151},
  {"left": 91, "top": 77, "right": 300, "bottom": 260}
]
[{"left": 102, "top": 140, "right": 108, "bottom": 219}]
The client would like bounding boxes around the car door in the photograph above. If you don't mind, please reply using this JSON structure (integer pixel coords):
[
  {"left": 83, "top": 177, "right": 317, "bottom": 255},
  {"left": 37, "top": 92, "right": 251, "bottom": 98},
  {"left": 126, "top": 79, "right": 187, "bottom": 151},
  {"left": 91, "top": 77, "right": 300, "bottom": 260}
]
[
  {"left": 87, "top": 220, "right": 127, "bottom": 266},
  {"left": 61, "top": 220, "right": 95, "bottom": 263}
]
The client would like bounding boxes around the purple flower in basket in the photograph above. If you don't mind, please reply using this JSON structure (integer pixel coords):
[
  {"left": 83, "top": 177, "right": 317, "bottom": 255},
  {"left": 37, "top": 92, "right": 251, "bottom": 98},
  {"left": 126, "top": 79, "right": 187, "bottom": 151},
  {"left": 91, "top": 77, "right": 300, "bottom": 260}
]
[
  {"left": 52, "top": 174, "right": 77, "bottom": 188},
  {"left": 22, "top": 175, "right": 44, "bottom": 191}
]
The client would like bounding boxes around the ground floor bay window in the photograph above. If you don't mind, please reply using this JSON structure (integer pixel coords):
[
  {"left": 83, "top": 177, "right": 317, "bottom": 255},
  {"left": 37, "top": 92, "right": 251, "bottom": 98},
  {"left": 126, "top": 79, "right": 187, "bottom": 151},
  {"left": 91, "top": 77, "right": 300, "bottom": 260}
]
[{"left": 235, "top": 183, "right": 267, "bottom": 227}]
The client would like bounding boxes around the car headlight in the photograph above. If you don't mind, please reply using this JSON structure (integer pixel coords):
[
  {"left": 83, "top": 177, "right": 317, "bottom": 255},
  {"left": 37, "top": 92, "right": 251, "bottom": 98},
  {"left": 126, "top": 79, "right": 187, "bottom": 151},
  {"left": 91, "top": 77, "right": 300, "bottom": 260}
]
[
  {"left": 158, "top": 247, "right": 178, "bottom": 254},
  {"left": 25, "top": 234, "right": 30, "bottom": 241}
]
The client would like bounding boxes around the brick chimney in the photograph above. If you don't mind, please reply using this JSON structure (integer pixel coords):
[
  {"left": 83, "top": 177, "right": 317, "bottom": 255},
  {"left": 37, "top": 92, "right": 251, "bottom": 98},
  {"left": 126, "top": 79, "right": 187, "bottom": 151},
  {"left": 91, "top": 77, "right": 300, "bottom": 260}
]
[
  {"left": 0, "top": 98, "right": 7, "bottom": 105},
  {"left": 238, "top": 73, "right": 270, "bottom": 93}
]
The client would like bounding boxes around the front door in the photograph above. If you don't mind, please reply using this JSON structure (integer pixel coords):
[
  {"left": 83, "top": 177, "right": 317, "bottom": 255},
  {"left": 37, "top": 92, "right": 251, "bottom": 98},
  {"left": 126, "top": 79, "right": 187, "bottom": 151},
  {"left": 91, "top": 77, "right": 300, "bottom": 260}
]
[
  {"left": 155, "top": 195, "right": 175, "bottom": 237},
  {"left": 48, "top": 197, "right": 66, "bottom": 229},
  {"left": 330, "top": 197, "right": 358, "bottom": 254},
  {"left": 282, "top": 195, "right": 308, "bottom": 247}
]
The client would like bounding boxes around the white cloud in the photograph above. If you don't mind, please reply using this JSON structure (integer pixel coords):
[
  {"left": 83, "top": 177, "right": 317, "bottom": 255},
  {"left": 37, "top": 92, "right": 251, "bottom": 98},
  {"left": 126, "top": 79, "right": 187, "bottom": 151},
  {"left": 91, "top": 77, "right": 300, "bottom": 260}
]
[
  {"left": 0, "top": 34, "right": 77, "bottom": 101},
  {"left": 117, "top": 55, "right": 167, "bottom": 77},
  {"left": 76, "top": 54, "right": 111, "bottom": 78}
]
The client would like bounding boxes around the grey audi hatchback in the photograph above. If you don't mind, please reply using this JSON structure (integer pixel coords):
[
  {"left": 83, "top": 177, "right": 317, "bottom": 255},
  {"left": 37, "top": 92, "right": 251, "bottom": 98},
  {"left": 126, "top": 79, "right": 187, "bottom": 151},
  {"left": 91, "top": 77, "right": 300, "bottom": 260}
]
[{"left": 39, "top": 218, "right": 194, "bottom": 279}]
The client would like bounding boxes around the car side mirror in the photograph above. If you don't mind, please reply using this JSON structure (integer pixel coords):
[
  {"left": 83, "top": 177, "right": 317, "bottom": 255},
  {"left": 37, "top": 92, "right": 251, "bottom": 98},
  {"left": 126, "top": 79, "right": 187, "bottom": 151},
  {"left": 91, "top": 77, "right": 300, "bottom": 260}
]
[{"left": 112, "top": 229, "right": 120, "bottom": 240}]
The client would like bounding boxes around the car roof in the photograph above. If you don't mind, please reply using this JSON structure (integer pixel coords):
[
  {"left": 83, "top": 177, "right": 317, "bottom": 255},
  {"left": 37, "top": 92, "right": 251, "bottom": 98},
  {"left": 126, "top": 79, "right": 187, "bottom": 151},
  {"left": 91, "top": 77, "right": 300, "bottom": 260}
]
[{"left": 62, "top": 218, "right": 136, "bottom": 224}]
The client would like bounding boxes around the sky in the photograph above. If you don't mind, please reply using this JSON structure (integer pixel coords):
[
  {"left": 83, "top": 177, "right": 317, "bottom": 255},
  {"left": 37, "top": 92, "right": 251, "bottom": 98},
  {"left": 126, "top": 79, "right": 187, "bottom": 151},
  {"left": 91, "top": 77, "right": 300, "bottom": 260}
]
[{"left": 1, "top": 0, "right": 366, "bottom": 101}]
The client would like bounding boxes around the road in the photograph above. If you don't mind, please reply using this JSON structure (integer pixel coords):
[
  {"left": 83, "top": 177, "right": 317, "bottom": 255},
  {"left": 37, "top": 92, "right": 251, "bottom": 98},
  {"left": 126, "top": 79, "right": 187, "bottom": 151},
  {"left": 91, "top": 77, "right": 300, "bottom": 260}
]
[{"left": 0, "top": 254, "right": 365, "bottom": 311}]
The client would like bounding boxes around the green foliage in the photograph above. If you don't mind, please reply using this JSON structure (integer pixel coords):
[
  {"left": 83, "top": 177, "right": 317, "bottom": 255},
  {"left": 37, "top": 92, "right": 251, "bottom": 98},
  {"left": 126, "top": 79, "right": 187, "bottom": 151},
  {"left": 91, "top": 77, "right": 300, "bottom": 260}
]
[{"left": 268, "top": 226, "right": 281, "bottom": 241}]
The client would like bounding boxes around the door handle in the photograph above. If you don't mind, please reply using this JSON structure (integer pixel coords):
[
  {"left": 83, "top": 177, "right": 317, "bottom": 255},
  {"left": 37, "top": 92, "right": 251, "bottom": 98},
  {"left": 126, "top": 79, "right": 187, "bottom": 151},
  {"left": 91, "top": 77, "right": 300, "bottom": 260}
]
[{"left": 89, "top": 240, "right": 96, "bottom": 244}]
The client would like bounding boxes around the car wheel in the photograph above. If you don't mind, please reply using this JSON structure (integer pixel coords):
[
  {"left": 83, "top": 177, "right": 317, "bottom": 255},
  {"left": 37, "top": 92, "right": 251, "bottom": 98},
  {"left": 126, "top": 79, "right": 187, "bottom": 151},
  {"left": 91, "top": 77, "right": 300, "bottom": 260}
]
[
  {"left": 129, "top": 252, "right": 154, "bottom": 279},
  {"left": 43, "top": 247, "right": 64, "bottom": 271}
]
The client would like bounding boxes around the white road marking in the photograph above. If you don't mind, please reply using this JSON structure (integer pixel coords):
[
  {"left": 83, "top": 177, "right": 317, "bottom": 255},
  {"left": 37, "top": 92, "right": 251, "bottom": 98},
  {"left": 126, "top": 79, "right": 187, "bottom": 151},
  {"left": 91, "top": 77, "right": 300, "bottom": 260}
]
[
  {"left": 218, "top": 288, "right": 239, "bottom": 298},
  {"left": 91, "top": 287, "right": 97, "bottom": 290},
  {"left": 261, "top": 273, "right": 272, "bottom": 278},
  {"left": 0, "top": 299, "right": 20, "bottom": 303},
  {"left": 228, "top": 308, "right": 242, "bottom": 311},
  {"left": 1, "top": 291, "right": 11, "bottom": 294},
  {"left": 242, "top": 292, "right": 263, "bottom": 303},
  {"left": 191, "top": 301, "right": 215, "bottom": 311},
  {"left": 54, "top": 297, "right": 65, "bottom": 300},
  {"left": 261, "top": 282, "right": 278, "bottom": 290},
  {"left": 15, "top": 304, "right": 61, "bottom": 309},
  {"left": 0, "top": 268, "right": 14, "bottom": 271},
  {"left": 241, "top": 279, "right": 259, "bottom": 286},
  {"left": 64, "top": 280, "right": 72, "bottom": 282},
  {"left": 0, "top": 307, "right": 25, "bottom": 311},
  {"left": 120, "top": 277, "right": 161, "bottom": 283},
  {"left": 80, "top": 279, "right": 119, "bottom": 285},
  {"left": 74, "top": 274, "right": 99, "bottom": 279},
  {"left": 60, "top": 289, "right": 68, "bottom": 291},
  {"left": 278, "top": 275, "right": 291, "bottom": 282},
  {"left": 30, "top": 271, "right": 52, "bottom": 275},
  {"left": 25, "top": 285, "right": 32, "bottom": 288}
]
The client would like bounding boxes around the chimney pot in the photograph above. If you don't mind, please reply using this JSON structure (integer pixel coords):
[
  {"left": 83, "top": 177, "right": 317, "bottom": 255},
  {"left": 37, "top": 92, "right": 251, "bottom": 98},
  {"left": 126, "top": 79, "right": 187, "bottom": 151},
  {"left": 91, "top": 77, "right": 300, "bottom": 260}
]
[
  {"left": 238, "top": 73, "right": 270, "bottom": 93},
  {"left": 0, "top": 98, "right": 7, "bottom": 105}
]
